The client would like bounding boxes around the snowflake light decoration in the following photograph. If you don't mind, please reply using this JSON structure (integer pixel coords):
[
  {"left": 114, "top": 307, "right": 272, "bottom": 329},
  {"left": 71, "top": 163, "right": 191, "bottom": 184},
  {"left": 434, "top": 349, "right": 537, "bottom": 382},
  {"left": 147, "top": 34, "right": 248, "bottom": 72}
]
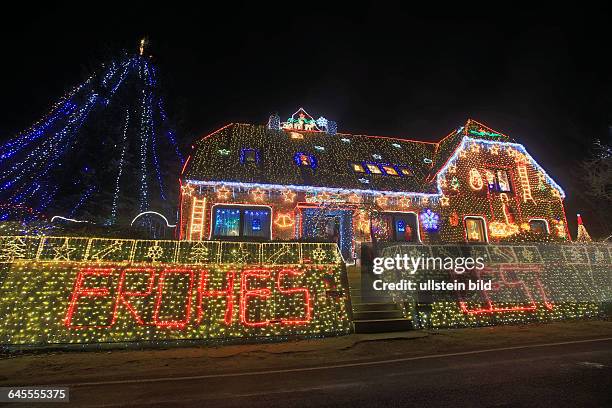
[{"left": 420, "top": 209, "right": 440, "bottom": 231}]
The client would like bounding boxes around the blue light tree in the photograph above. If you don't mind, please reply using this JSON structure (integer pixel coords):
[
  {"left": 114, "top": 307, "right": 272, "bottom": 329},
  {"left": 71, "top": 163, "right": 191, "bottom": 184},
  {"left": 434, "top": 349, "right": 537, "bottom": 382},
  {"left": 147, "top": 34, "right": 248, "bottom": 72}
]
[{"left": 0, "top": 43, "right": 184, "bottom": 226}]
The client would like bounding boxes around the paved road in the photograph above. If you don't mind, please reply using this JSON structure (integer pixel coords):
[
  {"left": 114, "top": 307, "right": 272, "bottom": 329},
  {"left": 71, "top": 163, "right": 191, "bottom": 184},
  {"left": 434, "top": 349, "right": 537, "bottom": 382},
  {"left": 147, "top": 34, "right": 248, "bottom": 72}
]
[{"left": 40, "top": 338, "right": 612, "bottom": 407}]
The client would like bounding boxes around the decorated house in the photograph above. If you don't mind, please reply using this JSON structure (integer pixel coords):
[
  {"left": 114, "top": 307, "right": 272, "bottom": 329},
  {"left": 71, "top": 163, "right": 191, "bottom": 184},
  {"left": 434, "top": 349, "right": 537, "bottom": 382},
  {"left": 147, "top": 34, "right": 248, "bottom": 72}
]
[{"left": 178, "top": 109, "right": 569, "bottom": 262}]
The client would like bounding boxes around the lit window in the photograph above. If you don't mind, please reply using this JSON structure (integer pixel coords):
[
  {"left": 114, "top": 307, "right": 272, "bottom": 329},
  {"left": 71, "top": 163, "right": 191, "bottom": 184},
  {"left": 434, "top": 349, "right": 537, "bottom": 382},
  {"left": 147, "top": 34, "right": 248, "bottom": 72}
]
[
  {"left": 242, "top": 209, "right": 271, "bottom": 238},
  {"left": 398, "top": 167, "right": 413, "bottom": 177},
  {"left": 294, "top": 152, "right": 317, "bottom": 169},
  {"left": 240, "top": 148, "right": 260, "bottom": 164},
  {"left": 374, "top": 213, "right": 418, "bottom": 242},
  {"left": 381, "top": 165, "right": 399, "bottom": 176},
  {"left": 465, "top": 217, "right": 487, "bottom": 243},
  {"left": 352, "top": 163, "right": 366, "bottom": 173},
  {"left": 496, "top": 170, "right": 512, "bottom": 192},
  {"left": 213, "top": 208, "right": 240, "bottom": 237},
  {"left": 213, "top": 206, "right": 271, "bottom": 239},
  {"left": 366, "top": 163, "right": 382, "bottom": 174},
  {"left": 529, "top": 219, "right": 548, "bottom": 234}
]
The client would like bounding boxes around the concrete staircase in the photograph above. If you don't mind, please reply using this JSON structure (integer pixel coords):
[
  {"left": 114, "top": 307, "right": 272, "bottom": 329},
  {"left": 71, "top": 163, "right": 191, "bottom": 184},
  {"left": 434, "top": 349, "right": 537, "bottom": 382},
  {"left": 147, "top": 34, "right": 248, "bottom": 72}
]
[{"left": 347, "top": 265, "right": 413, "bottom": 333}]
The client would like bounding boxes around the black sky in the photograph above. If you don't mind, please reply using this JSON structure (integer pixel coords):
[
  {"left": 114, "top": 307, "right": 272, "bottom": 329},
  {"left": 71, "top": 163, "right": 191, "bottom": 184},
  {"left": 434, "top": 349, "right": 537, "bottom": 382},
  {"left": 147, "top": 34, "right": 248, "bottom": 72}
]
[{"left": 1, "top": 4, "right": 611, "bottom": 235}]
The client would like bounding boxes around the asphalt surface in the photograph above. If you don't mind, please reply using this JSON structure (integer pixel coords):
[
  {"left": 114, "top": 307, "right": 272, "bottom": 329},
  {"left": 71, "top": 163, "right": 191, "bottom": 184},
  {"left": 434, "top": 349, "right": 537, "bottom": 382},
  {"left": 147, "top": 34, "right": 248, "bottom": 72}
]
[{"left": 27, "top": 337, "right": 612, "bottom": 408}]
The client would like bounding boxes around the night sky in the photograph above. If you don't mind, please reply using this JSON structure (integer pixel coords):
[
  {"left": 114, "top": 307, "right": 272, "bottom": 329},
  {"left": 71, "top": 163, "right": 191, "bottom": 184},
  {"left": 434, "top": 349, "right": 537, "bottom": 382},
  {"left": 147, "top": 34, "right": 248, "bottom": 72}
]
[{"left": 1, "top": 5, "right": 611, "bottom": 236}]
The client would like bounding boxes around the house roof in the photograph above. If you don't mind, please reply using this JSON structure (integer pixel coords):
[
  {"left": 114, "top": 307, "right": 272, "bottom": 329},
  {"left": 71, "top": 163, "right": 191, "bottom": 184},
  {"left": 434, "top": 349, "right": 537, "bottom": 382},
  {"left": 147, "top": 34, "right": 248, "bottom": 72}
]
[{"left": 182, "top": 118, "right": 512, "bottom": 195}]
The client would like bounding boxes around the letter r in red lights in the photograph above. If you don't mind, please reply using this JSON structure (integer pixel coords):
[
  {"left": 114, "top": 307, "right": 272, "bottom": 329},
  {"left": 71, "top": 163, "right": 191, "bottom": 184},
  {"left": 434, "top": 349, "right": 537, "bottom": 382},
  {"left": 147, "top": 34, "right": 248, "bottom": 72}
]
[{"left": 111, "top": 268, "right": 156, "bottom": 326}]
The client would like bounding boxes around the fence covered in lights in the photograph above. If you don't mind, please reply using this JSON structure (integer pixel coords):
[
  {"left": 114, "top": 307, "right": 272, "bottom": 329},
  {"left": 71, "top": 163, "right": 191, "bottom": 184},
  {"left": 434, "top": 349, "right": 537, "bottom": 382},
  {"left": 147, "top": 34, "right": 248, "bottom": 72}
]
[
  {"left": 378, "top": 243, "right": 612, "bottom": 328},
  {"left": 0, "top": 236, "right": 351, "bottom": 346}
]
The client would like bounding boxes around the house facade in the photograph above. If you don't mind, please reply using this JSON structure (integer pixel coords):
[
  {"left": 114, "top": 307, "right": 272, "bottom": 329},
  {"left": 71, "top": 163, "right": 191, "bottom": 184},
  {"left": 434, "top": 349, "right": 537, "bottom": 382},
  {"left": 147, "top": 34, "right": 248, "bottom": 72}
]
[{"left": 178, "top": 109, "right": 569, "bottom": 262}]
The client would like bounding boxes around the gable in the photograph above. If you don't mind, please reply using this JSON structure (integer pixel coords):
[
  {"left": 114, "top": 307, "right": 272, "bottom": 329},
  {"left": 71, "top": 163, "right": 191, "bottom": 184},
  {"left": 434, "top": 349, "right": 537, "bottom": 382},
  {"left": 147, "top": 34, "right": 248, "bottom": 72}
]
[{"left": 435, "top": 136, "right": 565, "bottom": 199}]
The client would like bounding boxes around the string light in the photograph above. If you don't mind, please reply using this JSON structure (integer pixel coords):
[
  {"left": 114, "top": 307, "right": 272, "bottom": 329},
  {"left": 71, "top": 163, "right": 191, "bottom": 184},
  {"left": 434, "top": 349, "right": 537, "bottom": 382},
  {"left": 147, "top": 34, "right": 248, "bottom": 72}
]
[
  {"left": 0, "top": 235, "right": 351, "bottom": 345},
  {"left": 0, "top": 50, "right": 181, "bottom": 224}
]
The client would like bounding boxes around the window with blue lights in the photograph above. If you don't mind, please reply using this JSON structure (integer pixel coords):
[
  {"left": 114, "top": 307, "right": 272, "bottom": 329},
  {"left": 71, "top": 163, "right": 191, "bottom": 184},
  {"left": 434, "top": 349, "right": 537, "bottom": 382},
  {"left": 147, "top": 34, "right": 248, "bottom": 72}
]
[
  {"left": 242, "top": 209, "right": 271, "bottom": 238},
  {"left": 212, "top": 206, "right": 271, "bottom": 239},
  {"left": 240, "top": 148, "right": 260, "bottom": 164},
  {"left": 294, "top": 152, "right": 317, "bottom": 169},
  {"left": 374, "top": 212, "right": 419, "bottom": 242},
  {"left": 358, "top": 162, "right": 411, "bottom": 177},
  {"left": 213, "top": 208, "right": 240, "bottom": 237}
]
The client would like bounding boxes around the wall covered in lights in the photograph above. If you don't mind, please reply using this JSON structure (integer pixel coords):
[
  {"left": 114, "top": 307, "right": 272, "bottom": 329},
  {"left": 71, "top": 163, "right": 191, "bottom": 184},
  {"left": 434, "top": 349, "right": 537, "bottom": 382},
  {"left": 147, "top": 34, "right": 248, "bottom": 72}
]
[
  {"left": 179, "top": 112, "right": 570, "bottom": 263},
  {"left": 0, "top": 236, "right": 351, "bottom": 346},
  {"left": 379, "top": 243, "right": 611, "bottom": 329}
]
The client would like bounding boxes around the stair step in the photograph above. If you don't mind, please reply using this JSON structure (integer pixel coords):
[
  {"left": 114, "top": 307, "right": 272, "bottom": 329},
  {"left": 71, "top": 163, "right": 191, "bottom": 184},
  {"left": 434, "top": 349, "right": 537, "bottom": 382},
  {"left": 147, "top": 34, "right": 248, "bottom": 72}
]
[
  {"left": 353, "top": 310, "right": 404, "bottom": 320},
  {"left": 352, "top": 302, "right": 402, "bottom": 312},
  {"left": 353, "top": 318, "right": 413, "bottom": 333}
]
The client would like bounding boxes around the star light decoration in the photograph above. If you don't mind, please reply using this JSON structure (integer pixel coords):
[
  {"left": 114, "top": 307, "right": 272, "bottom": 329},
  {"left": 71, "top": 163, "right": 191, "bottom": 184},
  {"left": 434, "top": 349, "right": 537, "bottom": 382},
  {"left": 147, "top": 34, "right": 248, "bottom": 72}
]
[
  {"left": 216, "top": 186, "right": 231, "bottom": 200},
  {"left": 282, "top": 189, "right": 296, "bottom": 203},
  {"left": 358, "top": 178, "right": 370, "bottom": 184},
  {"left": 347, "top": 193, "right": 361, "bottom": 204},
  {"left": 250, "top": 188, "right": 265, "bottom": 202},
  {"left": 375, "top": 195, "right": 388, "bottom": 207},
  {"left": 52, "top": 239, "right": 77, "bottom": 261},
  {"left": 398, "top": 196, "right": 412, "bottom": 208},
  {"left": 440, "top": 195, "right": 450, "bottom": 206},
  {"left": 318, "top": 192, "right": 331, "bottom": 202},
  {"left": 181, "top": 183, "right": 194, "bottom": 197}
]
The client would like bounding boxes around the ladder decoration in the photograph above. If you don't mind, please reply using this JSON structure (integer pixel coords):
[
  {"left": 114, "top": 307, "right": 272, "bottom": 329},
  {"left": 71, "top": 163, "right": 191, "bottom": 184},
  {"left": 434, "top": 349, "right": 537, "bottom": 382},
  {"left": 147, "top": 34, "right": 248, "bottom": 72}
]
[
  {"left": 188, "top": 197, "right": 207, "bottom": 241},
  {"left": 517, "top": 165, "right": 533, "bottom": 203}
]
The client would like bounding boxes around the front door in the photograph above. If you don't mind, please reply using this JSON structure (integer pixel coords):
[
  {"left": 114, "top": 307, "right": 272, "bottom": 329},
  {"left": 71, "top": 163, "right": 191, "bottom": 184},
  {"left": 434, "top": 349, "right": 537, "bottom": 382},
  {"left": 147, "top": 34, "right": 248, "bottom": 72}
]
[{"left": 300, "top": 208, "right": 353, "bottom": 261}]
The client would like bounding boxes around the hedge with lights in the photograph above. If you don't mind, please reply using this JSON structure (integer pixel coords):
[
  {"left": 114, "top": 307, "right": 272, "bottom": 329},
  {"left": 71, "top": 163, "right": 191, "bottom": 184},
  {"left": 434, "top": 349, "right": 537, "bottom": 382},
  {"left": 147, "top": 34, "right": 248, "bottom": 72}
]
[
  {"left": 379, "top": 243, "right": 611, "bottom": 329},
  {"left": 0, "top": 236, "right": 351, "bottom": 346}
]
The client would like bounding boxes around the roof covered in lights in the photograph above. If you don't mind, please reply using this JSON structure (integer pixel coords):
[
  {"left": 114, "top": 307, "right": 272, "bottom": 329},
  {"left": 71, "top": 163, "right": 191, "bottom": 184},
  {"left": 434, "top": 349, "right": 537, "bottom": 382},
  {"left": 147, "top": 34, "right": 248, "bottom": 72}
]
[{"left": 182, "top": 115, "right": 516, "bottom": 195}]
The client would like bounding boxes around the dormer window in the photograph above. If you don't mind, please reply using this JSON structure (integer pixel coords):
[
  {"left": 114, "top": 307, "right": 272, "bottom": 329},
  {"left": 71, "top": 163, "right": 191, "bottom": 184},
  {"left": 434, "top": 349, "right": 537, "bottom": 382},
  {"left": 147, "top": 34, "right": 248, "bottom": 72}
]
[
  {"left": 240, "top": 148, "right": 260, "bottom": 164},
  {"left": 366, "top": 163, "right": 382, "bottom": 174},
  {"left": 398, "top": 166, "right": 414, "bottom": 177},
  {"left": 294, "top": 152, "right": 317, "bottom": 169},
  {"left": 351, "top": 163, "right": 366, "bottom": 173},
  {"left": 381, "top": 165, "right": 399, "bottom": 176}
]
